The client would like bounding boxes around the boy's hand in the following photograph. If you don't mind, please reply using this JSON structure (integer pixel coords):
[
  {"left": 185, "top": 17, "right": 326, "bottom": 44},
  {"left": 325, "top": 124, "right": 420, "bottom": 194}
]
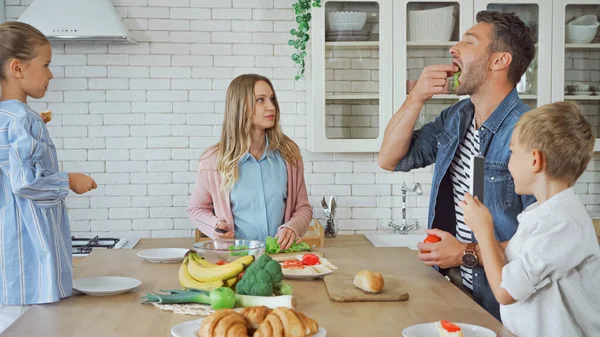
[
  {"left": 68, "top": 173, "right": 97, "bottom": 194},
  {"left": 40, "top": 111, "right": 52, "bottom": 124},
  {"left": 459, "top": 193, "right": 493, "bottom": 235}
]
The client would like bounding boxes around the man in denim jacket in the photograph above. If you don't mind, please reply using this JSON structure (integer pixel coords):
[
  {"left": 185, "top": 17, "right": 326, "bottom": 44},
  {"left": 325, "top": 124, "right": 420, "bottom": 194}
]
[{"left": 379, "top": 11, "right": 536, "bottom": 320}]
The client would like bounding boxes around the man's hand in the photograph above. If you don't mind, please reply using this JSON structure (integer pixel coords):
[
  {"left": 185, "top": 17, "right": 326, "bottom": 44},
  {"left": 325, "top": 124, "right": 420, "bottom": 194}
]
[
  {"left": 68, "top": 173, "right": 97, "bottom": 194},
  {"left": 417, "top": 228, "right": 465, "bottom": 269},
  {"left": 276, "top": 228, "right": 299, "bottom": 250},
  {"left": 410, "top": 64, "right": 459, "bottom": 103},
  {"left": 459, "top": 193, "right": 494, "bottom": 236}
]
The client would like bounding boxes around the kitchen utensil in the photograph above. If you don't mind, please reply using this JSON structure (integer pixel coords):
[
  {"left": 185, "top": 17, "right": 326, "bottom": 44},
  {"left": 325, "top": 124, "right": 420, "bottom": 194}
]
[
  {"left": 323, "top": 274, "right": 409, "bottom": 302},
  {"left": 408, "top": 5, "right": 455, "bottom": 41},
  {"left": 73, "top": 276, "right": 141, "bottom": 296},
  {"left": 281, "top": 255, "right": 338, "bottom": 280},
  {"left": 170, "top": 317, "right": 328, "bottom": 337},
  {"left": 193, "top": 239, "right": 265, "bottom": 263},
  {"left": 327, "top": 11, "right": 367, "bottom": 31},
  {"left": 566, "top": 15, "right": 599, "bottom": 44},
  {"left": 136, "top": 248, "right": 188, "bottom": 263},
  {"left": 402, "top": 322, "right": 496, "bottom": 337}
]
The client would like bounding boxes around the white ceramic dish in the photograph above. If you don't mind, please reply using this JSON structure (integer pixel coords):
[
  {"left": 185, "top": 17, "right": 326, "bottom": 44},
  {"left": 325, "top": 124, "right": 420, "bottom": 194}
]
[
  {"left": 566, "top": 15, "right": 599, "bottom": 44},
  {"left": 136, "top": 248, "right": 188, "bottom": 263},
  {"left": 574, "top": 91, "right": 593, "bottom": 96},
  {"left": 73, "top": 276, "right": 141, "bottom": 296},
  {"left": 327, "top": 11, "right": 367, "bottom": 31},
  {"left": 281, "top": 254, "right": 338, "bottom": 280},
  {"left": 408, "top": 5, "right": 455, "bottom": 41},
  {"left": 402, "top": 322, "right": 496, "bottom": 337},
  {"left": 171, "top": 317, "right": 327, "bottom": 337}
]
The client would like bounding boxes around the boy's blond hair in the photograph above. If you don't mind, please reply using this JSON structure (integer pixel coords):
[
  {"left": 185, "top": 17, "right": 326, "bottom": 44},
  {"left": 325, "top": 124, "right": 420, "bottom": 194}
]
[{"left": 515, "top": 101, "right": 594, "bottom": 186}]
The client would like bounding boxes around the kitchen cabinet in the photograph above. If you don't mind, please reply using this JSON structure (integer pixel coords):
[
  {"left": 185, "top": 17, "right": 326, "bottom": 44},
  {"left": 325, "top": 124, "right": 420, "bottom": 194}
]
[
  {"left": 551, "top": 0, "right": 600, "bottom": 150},
  {"left": 307, "top": 0, "right": 600, "bottom": 152}
]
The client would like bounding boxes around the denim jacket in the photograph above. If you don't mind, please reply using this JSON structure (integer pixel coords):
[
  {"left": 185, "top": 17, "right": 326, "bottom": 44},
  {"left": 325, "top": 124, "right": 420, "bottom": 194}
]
[{"left": 395, "top": 88, "right": 536, "bottom": 320}]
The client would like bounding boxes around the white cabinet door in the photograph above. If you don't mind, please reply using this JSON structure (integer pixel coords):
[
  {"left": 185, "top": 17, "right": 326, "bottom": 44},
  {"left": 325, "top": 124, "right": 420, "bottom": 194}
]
[
  {"left": 473, "top": 0, "right": 553, "bottom": 108},
  {"left": 552, "top": 0, "right": 600, "bottom": 150},
  {"left": 307, "top": 0, "right": 393, "bottom": 152}
]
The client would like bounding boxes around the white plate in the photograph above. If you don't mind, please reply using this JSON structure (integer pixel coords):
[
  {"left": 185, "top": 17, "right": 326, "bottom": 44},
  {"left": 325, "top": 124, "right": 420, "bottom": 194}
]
[
  {"left": 574, "top": 91, "right": 594, "bottom": 96},
  {"left": 137, "top": 248, "right": 188, "bottom": 263},
  {"left": 281, "top": 255, "right": 338, "bottom": 280},
  {"left": 171, "top": 317, "right": 327, "bottom": 337},
  {"left": 402, "top": 322, "right": 496, "bottom": 337},
  {"left": 73, "top": 276, "right": 141, "bottom": 296}
]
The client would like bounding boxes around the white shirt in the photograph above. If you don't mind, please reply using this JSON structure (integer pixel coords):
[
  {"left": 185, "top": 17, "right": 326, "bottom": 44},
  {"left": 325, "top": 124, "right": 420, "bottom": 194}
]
[{"left": 501, "top": 188, "right": 600, "bottom": 337}]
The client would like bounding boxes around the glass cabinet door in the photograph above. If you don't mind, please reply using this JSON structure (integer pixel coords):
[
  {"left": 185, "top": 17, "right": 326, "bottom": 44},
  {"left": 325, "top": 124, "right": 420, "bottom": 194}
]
[
  {"left": 307, "top": 0, "right": 392, "bottom": 152},
  {"left": 474, "top": 0, "right": 553, "bottom": 108},
  {"left": 395, "top": 1, "right": 474, "bottom": 129},
  {"left": 552, "top": 0, "right": 600, "bottom": 151}
]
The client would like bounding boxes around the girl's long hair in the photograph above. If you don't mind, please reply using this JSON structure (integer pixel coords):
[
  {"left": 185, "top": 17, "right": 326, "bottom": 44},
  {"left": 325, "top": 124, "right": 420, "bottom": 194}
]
[{"left": 203, "top": 74, "right": 302, "bottom": 191}]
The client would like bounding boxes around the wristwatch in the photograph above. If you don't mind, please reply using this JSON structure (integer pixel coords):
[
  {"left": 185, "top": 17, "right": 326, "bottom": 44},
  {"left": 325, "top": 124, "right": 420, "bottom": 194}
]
[{"left": 461, "top": 243, "right": 478, "bottom": 268}]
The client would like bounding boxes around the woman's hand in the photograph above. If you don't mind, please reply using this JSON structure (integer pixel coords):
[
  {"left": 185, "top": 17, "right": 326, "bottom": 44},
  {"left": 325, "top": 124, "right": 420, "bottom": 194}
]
[
  {"left": 214, "top": 220, "right": 234, "bottom": 239},
  {"left": 276, "top": 228, "right": 299, "bottom": 250},
  {"left": 68, "top": 173, "right": 97, "bottom": 194}
]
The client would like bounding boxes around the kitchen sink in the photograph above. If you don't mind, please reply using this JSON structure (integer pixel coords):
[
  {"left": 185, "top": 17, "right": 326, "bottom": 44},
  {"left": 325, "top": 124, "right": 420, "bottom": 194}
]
[{"left": 363, "top": 231, "right": 426, "bottom": 249}]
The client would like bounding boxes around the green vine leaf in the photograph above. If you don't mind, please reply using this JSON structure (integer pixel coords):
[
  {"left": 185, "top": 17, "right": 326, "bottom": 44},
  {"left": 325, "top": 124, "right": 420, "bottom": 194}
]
[{"left": 290, "top": 0, "right": 321, "bottom": 81}]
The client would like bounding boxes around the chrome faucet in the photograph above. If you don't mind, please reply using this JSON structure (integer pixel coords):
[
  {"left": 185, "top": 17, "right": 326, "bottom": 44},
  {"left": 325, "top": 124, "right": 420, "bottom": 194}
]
[{"left": 389, "top": 182, "right": 423, "bottom": 234}]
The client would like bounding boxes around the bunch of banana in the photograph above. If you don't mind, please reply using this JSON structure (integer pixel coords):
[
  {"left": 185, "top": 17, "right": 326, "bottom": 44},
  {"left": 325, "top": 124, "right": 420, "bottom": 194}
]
[{"left": 178, "top": 252, "right": 254, "bottom": 292}]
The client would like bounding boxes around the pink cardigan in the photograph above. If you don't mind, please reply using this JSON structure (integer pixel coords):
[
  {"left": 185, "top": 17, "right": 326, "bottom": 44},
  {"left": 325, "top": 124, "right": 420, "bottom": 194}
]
[{"left": 187, "top": 150, "right": 313, "bottom": 240}]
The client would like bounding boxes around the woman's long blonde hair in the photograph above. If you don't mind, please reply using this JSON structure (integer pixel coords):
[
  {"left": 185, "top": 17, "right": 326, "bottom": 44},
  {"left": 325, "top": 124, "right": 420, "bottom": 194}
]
[{"left": 204, "top": 74, "right": 302, "bottom": 191}]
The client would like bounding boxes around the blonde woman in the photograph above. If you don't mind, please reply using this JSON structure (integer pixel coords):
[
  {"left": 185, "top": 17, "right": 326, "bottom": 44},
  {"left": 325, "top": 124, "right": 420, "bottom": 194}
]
[{"left": 188, "top": 74, "right": 312, "bottom": 249}]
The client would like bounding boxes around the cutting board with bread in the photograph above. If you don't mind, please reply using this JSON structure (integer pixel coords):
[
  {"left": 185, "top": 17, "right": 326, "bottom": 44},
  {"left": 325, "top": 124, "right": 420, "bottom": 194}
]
[{"left": 324, "top": 270, "right": 409, "bottom": 302}]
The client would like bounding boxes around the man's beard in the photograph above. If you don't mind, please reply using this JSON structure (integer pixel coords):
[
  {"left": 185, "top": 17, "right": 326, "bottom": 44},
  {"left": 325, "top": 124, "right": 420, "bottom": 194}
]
[{"left": 454, "top": 58, "right": 487, "bottom": 96}]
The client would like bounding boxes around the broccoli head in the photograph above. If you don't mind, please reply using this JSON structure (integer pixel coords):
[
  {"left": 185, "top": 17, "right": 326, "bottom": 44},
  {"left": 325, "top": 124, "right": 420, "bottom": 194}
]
[{"left": 234, "top": 253, "right": 288, "bottom": 296}]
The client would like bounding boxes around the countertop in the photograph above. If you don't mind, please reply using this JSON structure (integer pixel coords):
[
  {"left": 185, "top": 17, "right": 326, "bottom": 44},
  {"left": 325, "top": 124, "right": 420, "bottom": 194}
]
[{"left": 1, "top": 235, "right": 515, "bottom": 337}]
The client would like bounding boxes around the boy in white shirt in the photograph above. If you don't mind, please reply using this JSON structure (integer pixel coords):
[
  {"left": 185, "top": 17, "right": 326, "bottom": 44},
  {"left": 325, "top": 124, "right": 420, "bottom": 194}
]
[{"left": 459, "top": 101, "right": 600, "bottom": 337}]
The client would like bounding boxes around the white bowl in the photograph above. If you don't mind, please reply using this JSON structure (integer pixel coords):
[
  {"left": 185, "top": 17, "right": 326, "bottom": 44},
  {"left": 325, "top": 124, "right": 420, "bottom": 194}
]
[
  {"left": 408, "top": 5, "right": 456, "bottom": 41},
  {"left": 566, "top": 22, "right": 599, "bottom": 43},
  {"left": 328, "top": 11, "right": 367, "bottom": 31},
  {"left": 570, "top": 14, "right": 598, "bottom": 25}
]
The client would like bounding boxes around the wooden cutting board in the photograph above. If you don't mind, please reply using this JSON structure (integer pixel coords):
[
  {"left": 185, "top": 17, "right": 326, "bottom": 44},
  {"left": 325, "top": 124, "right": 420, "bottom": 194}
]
[{"left": 323, "top": 273, "right": 409, "bottom": 302}]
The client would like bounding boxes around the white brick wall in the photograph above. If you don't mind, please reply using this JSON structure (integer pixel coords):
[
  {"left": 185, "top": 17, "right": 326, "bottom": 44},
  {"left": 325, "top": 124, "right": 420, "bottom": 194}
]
[{"left": 6, "top": 1, "right": 600, "bottom": 239}]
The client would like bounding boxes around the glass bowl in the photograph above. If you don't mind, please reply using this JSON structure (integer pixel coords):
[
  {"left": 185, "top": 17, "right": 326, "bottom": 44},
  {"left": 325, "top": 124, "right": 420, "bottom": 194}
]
[{"left": 192, "top": 239, "right": 266, "bottom": 264}]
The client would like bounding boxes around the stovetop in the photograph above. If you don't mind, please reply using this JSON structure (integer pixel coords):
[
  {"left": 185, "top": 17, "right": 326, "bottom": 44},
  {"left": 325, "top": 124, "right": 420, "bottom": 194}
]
[{"left": 72, "top": 236, "right": 140, "bottom": 257}]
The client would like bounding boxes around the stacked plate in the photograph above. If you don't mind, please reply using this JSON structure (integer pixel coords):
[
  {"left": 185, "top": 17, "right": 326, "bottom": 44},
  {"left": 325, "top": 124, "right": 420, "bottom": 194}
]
[{"left": 326, "top": 30, "right": 370, "bottom": 42}]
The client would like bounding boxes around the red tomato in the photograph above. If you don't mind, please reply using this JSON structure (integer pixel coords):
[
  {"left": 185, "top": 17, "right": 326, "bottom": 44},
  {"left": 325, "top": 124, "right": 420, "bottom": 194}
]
[
  {"left": 441, "top": 320, "right": 461, "bottom": 332},
  {"left": 216, "top": 260, "right": 227, "bottom": 265},
  {"left": 282, "top": 260, "right": 304, "bottom": 269},
  {"left": 420, "top": 234, "right": 441, "bottom": 254},
  {"left": 301, "top": 253, "right": 320, "bottom": 266}
]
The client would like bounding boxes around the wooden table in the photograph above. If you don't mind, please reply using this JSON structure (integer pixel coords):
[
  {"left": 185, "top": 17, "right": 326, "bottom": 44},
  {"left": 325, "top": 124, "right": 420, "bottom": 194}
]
[{"left": 1, "top": 235, "right": 515, "bottom": 337}]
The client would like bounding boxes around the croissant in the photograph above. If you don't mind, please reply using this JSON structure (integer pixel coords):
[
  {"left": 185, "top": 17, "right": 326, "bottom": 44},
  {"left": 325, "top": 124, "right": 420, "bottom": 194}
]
[
  {"left": 198, "top": 309, "right": 247, "bottom": 337},
  {"left": 239, "top": 306, "right": 272, "bottom": 332},
  {"left": 253, "top": 308, "right": 319, "bottom": 337}
]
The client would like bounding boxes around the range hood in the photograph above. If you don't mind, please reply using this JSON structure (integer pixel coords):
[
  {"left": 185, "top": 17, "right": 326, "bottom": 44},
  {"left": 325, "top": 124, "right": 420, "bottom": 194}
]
[{"left": 17, "top": 0, "right": 137, "bottom": 44}]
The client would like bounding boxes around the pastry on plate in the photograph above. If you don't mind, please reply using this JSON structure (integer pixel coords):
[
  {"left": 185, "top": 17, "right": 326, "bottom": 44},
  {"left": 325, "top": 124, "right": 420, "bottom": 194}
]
[
  {"left": 435, "top": 320, "right": 464, "bottom": 337},
  {"left": 198, "top": 309, "right": 247, "bottom": 337}
]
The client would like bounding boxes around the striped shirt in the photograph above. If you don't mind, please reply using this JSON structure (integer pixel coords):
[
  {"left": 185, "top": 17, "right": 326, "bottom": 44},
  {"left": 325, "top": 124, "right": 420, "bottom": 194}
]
[
  {"left": 448, "top": 117, "right": 480, "bottom": 291},
  {"left": 0, "top": 100, "right": 72, "bottom": 305}
]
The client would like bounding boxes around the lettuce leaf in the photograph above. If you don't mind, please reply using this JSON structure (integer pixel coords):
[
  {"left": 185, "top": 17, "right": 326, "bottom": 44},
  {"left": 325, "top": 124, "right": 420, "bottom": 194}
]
[{"left": 265, "top": 236, "right": 310, "bottom": 254}]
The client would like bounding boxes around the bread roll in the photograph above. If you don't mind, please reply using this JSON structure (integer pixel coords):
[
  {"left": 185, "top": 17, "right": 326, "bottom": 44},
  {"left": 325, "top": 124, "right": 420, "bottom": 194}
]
[{"left": 353, "top": 269, "right": 384, "bottom": 293}]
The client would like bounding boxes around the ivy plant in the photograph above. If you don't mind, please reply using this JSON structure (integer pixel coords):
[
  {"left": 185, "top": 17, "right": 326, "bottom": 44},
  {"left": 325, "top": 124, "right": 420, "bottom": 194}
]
[{"left": 289, "top": 0, "right": 322, "bottom": 81}]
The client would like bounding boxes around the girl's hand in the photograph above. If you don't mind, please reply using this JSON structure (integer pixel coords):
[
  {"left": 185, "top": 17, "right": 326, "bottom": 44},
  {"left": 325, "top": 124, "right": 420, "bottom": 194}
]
[
  {"left": 276, "top": 228, "right": 299, "bottom": 250},
  {"left": 68, "top": 173, "right": 97, "bottom": 194},
  {"left": 214, "top": 221, "right": 234, "bottom": 239},
  {"left": 459, "top": 193, "right": 494, "bottom": 235}
]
